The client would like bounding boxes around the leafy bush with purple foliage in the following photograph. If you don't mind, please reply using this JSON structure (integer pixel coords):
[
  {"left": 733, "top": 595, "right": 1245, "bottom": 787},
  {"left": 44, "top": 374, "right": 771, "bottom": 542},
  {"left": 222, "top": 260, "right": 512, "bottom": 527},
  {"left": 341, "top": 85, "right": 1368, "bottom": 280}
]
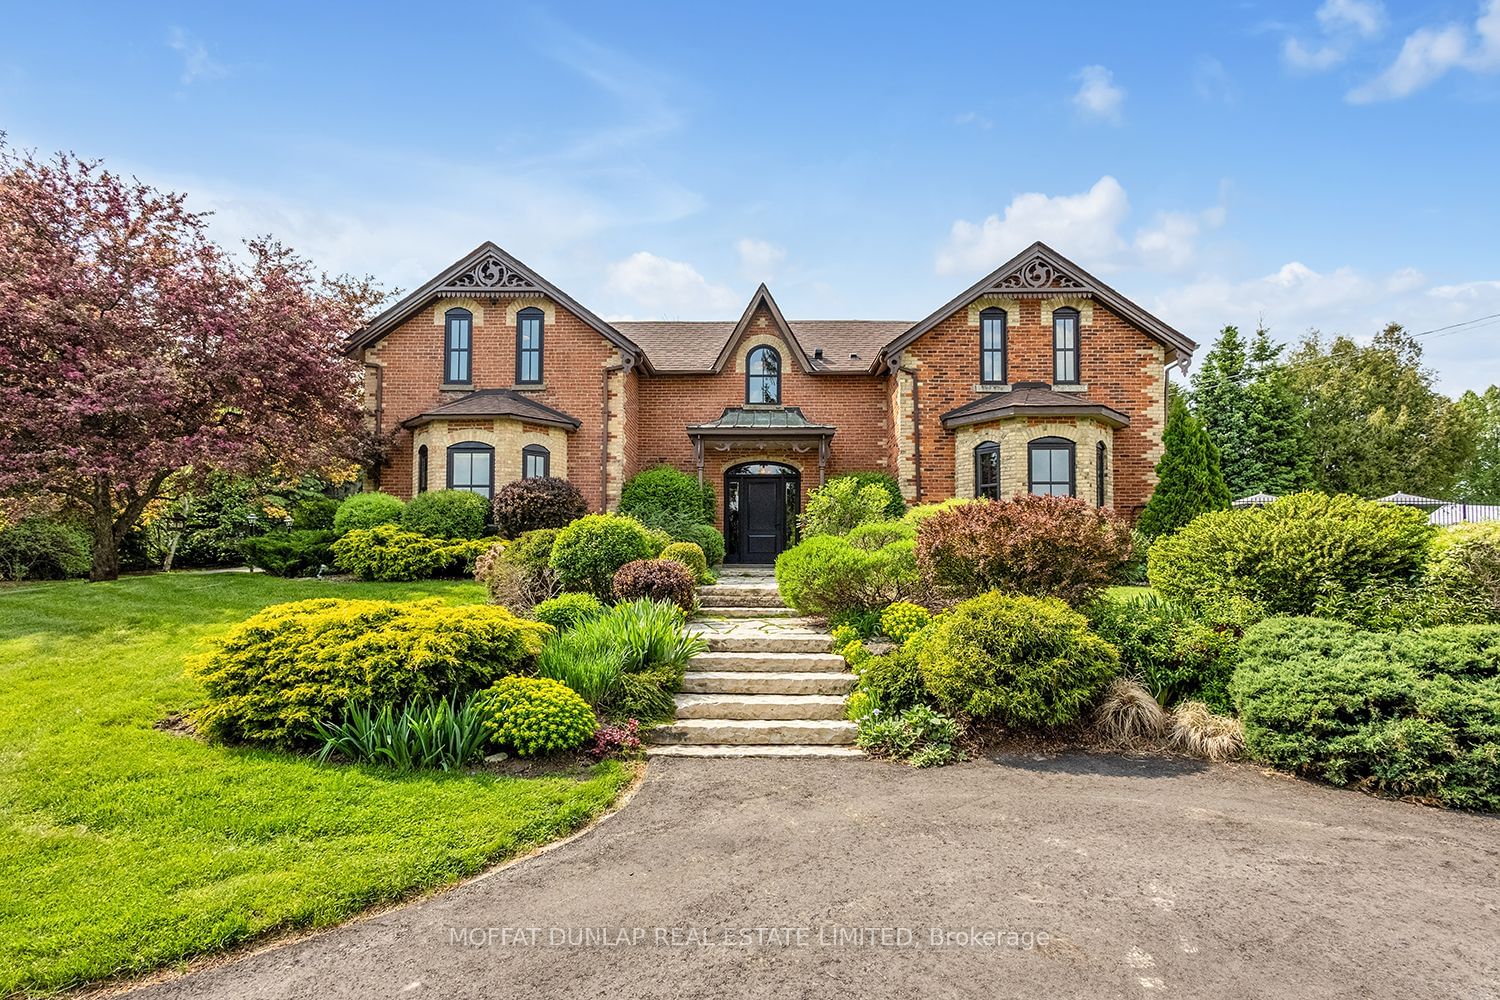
[{"left": 491, "top": 477, "right": 588, "bottom": 539}]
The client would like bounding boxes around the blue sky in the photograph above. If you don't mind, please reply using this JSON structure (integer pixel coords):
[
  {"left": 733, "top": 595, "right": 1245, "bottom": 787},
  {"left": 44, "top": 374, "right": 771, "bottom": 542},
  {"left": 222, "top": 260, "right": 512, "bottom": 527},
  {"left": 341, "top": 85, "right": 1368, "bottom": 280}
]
[{"left": 3, "top": 1, "right": 1500, "bottom": 392}]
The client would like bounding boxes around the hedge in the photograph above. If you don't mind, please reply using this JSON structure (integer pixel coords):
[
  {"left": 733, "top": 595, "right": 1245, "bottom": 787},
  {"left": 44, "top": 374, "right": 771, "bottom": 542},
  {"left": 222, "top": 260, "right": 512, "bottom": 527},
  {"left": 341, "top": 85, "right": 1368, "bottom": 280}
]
[{"left": 401, "top": 489, "right": 490, "bottom": 539}]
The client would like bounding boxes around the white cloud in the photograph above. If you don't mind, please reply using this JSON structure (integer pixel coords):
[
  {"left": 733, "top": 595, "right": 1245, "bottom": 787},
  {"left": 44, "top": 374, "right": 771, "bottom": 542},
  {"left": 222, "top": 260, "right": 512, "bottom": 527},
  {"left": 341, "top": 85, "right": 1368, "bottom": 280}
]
[
  {"left": 1134, "top": 200, "right": 1228, "bottom": 272},
  {"left": 1319, "top": 0, "right": 1386, "bottom": 39},
  {"left": 1192, "top": 56, "right": 1236, "bottom": 103},
  {"left": 605, "top": 251, "right": 739, "bottom": 317},
  {"left": 166, "top": 28, "right": 226, "bottom": 85},
  {"left": 1071, "top": 66, "right": 1125, "bottom": 125},
  {"left": 1283, "top": 38, "right": 1348, "bottom": 72},
  {"left": 735, "top": 238, "right": 785, "bottom": 280},
  {"left": 1282, "top": 0, "right": 1386, "bottom": 72},
  {"left": 1348, "top": 0, "right": 1500, "bottom": 102}
]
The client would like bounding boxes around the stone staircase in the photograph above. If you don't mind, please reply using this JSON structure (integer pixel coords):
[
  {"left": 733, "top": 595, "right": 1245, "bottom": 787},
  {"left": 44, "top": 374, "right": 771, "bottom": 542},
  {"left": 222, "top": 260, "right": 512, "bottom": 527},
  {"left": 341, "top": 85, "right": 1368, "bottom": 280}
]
[{"left": 647, "top": 566, "right": 861, "bottom": 758}]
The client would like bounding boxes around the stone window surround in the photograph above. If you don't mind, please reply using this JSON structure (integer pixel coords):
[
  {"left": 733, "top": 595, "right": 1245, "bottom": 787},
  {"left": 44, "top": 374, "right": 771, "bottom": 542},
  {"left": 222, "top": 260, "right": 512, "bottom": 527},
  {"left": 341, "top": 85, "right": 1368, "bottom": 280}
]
[
  {"left": 409, "top": 417, "right": 569, "bottom": 497},
  {"left": 951, "top": 416, "right": 1114, "bottom": 507}
]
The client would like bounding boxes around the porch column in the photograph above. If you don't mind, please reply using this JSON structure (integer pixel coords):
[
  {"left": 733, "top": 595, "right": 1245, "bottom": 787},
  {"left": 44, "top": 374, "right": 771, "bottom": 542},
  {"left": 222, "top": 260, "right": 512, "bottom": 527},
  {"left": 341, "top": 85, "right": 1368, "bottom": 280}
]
[{"left": 693, "top": 435, "right": 705, "bottom": 486}]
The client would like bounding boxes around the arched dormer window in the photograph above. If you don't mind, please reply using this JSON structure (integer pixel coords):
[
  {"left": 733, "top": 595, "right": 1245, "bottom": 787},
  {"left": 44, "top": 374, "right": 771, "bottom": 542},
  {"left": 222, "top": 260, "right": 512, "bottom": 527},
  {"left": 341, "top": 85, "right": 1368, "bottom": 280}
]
[
  {"left": 444, "top": 308, "right": 473, "bottom": 384},
  {"left": 974, "top": 441, "right": 1001, "bottom": 499},
  {"left": 746, "top": 345, "right": 781, "bottom": 404},
  {"left": 1053, "top": 307, "right": 1080, "bottom": 384},
  {"left": 447, "top": 441, "right": 494, "bottom": 499},
  {"left": 522, "top": 444, "right": 550, "bottom": 479},
  {"left": 980, "top": 308, "right": 1006, "bottom": 384},
  {"left": 1028, "top": 436, "right": 1075, "bottom": 497},
  {"left": 516, "top": 307, "right": 544, "bottom": 385}
]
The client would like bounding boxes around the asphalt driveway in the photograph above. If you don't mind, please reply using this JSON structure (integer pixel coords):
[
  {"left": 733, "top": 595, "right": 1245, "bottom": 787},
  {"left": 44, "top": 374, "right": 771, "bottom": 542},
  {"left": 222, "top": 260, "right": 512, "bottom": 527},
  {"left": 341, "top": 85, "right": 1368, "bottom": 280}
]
[{"left": 127, "top": 754, "right": 1499, "bottom": 1000}]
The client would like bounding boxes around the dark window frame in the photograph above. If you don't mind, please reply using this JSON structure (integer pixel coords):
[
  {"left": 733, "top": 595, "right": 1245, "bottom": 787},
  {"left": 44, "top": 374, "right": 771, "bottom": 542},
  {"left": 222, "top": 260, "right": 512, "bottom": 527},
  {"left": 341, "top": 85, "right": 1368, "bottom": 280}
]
[
  {"left": 745, "top": 345, "right": 782, "bottom": 404},
  {"left": 1027, "top": 436, "right": 1076, "bottom": 497},
  {"left": 974, "top": 440, "right": 1001, "bottom": 499},
  {"left": 516, "top": 307, "right": 544, "bottom": 385},
  {"left": 417, "top": 445, "right": 429, "bottom": 494},
  {"left": 1095, "top": 441, "right": 1106, "bottom": 507},
  {"left": 446, "top": 441, "right": 495, "bottom": 498},
  {"left": 521, "top": 444, "right": 550, "bottom": 479},
  {"left": 1053, "top": 307, "right": 1081, "bottom": 385},
  {"left": 980, "top": 307, "right": 1007, "bottom": 384},
  {"left": 444, "top": 308, "right": 473, "bottom": 385}
]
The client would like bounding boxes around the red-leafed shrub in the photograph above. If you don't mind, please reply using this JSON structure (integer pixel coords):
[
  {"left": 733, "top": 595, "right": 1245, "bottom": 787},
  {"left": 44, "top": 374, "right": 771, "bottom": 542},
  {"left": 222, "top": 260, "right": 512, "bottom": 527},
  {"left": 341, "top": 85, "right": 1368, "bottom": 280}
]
[
  {"left": 491, "top": 477, "right": 588, "bottom": 538},
  {"left": 612, "top": 558, "right": 696, "bottom": 613},
  {"left": 917, "top": 495, "right": 1133, "bottom": 606}
]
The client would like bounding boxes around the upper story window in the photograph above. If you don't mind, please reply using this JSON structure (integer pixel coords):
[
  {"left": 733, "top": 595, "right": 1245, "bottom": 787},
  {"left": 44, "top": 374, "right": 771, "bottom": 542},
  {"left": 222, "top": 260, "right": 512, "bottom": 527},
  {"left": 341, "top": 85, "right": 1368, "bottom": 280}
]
[
  {"left": 1028, "top": 436, "right": 1075, "bottom": 497},
  {"left": 444, "top": 308, "right": 472, "bottom": 384},
  {"left": 746, "top": 345, "right": 781, "bottom": 404},
  {"left": 522, "top": 444, "right": 550, "bottom": 479},
  {"left": 516, "top": 308, "right": 544, "bottom": 385},
  {"left": 980, "top": 308, "right": 1007, "bottom": 384},
  {"left": 974, "top": 441, "right": 1001, "bottom": 500},
  {"left": 1053, "top": 307, "right": 1080, "bottom": 384},
  {"left": 447, "top": 441, "right": 494, "bottom": 499}
]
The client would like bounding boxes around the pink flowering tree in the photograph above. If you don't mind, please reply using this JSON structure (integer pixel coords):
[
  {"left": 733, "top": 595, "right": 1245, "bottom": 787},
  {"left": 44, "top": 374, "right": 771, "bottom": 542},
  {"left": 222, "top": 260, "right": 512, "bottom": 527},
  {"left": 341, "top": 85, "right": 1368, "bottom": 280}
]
[{"left": 0, "top": 144, "right": 383, "bottom": 580}]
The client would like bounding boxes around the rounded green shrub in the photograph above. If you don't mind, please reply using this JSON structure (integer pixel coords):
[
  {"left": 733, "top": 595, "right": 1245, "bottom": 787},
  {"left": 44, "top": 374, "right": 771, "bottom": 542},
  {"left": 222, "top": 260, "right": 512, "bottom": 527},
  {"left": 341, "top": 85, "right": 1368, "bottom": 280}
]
[
  {"left": 775, "top": 534, "right": 919, "bottom": 618},
  {"left": 1147, "top": 492, "right": 1434, "bottom": 617},
  {"left": 532, "top": 592, "right": 606, "bottom": 632},
  {"left": 333, "top": 492, "right": 405, "bottom": 535},
  {"left": 855, "top": 646, "right": 928, "bottom": 713},
  {"left": 828, "top": 472, "right": 906, "bottom": 519},
  {"left": 915, "top": 591, "right": 1119, "bottom": 727},
  {"left": 549, "top": 513, "right": 657, "bottom": 598},
  {"left": 681, "top": 522, "right": 725, "bottom": 566},
  {"left": 1427, "top": 522, "right": 1500, "bottom": 624},
  {"left": 618, "top": 466, "right": 715, "bottom": 533},
  {"left": 491, "top": 477, "right": 588, "bottom": 538},
  {"left": 332, "top": 524, "right": 490, "bottom": 581},
  {"left": 239, "top": 529, "right": 336, "bottom": 578},
  {"left": 189, "top": 598, "right": 550, "bottom": 747},
  {"left": 400, "top": 489, "right": 490, "bottom": 539},
  {"left": 847, "top": 519, "right": 916, "bottom": 551},
  {"left": 879, "top": 601, "right": 932, "bottom": 645},
  {"left": 482, "top": 676, "right": 597, "bottom": 757},
  {"left": 1086, "top": 593, "right": 1251, "bottom": 713},
  {"left": 291, "top": 498, "right": 339, "bottom": 531},
  {"left": 799, "top": 477, "right": 891, "bottom": 537},
  {"left": 613, "top": 558, "right": 696, "bottom": 613},
  {"left": 660, "top": 541, "right": 710, "bottom": 582},
  {"left": 0, "top": 517, "right": 91, "bottom": 580}
]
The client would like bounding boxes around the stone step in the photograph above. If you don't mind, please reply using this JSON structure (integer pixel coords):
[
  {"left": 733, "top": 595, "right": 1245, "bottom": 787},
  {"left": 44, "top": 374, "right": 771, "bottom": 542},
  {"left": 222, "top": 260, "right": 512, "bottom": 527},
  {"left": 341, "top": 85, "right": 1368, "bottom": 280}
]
[
  {"left": 673, "top": 693, "right": 848, "bottom": 721},
  {"left": 697, "top": 606, "right": 797, "bottom": 619},
  {"left": 646, "top": 743, "right": 865, "bottom": 759},
  {"left": 703, "top": 632, "right": 832, "bottom": 654},
  {"left": 681, "top": 670, "right": 855, "bottom": 695},
  {"left": 699, "top": 591, "right": 785, "bottom": 608},
  {"left": 688, "top": 650, "right": 847, "bottom": 673},
  {"left": 699, "top": 583, "right": 780, "bottom": 597},
  {"left": 649, "top": 718, "right": 858, "bottom": 746}
]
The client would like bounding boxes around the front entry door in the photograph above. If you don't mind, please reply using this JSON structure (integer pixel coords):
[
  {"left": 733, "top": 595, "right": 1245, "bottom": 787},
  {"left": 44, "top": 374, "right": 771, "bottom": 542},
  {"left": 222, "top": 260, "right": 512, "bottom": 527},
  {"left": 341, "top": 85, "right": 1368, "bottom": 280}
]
[{"left": 740, "top": 478, "right": 784, "bottom": 564}]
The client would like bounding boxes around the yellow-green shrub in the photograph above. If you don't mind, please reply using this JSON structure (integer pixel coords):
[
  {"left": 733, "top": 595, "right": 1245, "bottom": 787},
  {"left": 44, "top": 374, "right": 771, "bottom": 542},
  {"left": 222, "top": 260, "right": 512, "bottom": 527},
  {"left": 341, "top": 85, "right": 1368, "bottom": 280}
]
[
  {"left": 332, "top": 523, "right": 490, "bottom": 581},
  {"left": 481, "top": 676, "right": 597, "bottom": 756}
]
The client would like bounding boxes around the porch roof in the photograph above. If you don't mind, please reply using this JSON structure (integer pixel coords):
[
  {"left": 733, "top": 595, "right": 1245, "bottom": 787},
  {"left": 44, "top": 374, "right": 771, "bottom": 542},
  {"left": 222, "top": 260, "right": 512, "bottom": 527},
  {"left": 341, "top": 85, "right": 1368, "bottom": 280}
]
[
  {"left": 686, "top": 406, "right": 836, "bottom": 437},
  {"left": 939, "top": 383, "right": 1130, "bottom": 430},
  {"left": 401, "top": 389, "right": 581, "bottom": 431}
]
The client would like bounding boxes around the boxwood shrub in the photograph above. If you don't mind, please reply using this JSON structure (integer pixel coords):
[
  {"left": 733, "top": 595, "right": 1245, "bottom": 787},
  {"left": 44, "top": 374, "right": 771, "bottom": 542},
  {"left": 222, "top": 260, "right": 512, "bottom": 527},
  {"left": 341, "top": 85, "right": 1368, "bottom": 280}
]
[
  {"left": 333, "top": 492, "right": 405, "bottom": 535},
  {"left": 775, "top": 533, "right": 920, "bottom": 618},
  {"left": 660, "top": 541, "right": 710, "bottom": 583},
  {"left": 190, "top": 597, "right": 550, "bottom": 747},
  {"left": 914, "top": 591, "right": 1119, "bottom": 727},
  {"left": 491, "top": 477, "right": 588, "bottom": 538},
  {"left": 400, "top": 489, "right": 490, "bottom": 539},
  {"left": 549, "top": 513, "right": 657, "bottom": 598},
  {"left": 332, "top": 524, "right": 490, "bottom": 581},
  {"left": 680, "top": 522, "right": 725, "bottom": 567}
]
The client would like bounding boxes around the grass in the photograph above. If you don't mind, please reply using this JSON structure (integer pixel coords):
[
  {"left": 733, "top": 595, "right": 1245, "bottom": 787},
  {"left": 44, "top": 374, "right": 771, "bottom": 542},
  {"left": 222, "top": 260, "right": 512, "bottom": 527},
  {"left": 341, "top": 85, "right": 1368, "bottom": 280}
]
[
  {"left": 0, "top": 573, "right": 634, "bottom": 996},
  {"left": 1105, "top": 585, "right": 1153, "bottom": 601}
]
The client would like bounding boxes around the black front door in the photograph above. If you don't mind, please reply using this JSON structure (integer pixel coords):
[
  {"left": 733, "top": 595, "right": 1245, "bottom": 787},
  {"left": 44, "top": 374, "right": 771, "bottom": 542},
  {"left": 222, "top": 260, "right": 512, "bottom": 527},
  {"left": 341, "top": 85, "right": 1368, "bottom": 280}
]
[{"left": 740, "top": 478, "right": 783, "bottom": 564}]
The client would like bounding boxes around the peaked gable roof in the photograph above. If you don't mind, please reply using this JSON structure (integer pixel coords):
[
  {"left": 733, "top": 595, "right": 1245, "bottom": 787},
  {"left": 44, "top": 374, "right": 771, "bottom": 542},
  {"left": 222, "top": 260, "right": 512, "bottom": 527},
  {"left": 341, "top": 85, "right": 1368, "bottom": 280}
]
[
  {"left": 347, "top": 242, "right": 645, "bottom": 366},
  {"left": 712, "top": 284, "right": 813, "bottom": 373},
  {"left": 879, "top": 241, "right": 1196, "bottom": 368}
]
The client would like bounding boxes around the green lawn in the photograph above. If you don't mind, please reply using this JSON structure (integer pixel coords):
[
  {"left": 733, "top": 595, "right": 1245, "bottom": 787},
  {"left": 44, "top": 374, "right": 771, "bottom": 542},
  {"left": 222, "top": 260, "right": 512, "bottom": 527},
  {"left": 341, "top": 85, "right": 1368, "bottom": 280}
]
[
  {"left": 1106, "top": 585, "right": 1154, "bottom": 601},
  {"left": 0, "top": 573, "right": 633, "bottom": 996}
]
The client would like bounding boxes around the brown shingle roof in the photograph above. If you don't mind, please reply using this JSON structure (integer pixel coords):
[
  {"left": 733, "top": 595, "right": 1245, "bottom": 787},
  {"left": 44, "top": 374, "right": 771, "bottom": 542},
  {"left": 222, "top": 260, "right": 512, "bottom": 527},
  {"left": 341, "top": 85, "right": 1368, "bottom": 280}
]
[
  {"left": 615, "top": 319, "right": 911, "bottom": 374},
  {"left": 402, "top": 389, "right": 581, "bottom": 430},
  {"left": 939, "top": 383, "right": 1130, "bottom": 430}
]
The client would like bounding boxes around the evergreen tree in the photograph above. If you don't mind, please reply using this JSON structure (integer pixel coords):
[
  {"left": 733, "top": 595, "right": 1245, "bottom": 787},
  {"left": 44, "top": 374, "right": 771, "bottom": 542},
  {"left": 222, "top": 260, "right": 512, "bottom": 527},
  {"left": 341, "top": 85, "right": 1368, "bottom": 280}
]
[
  {"left": 1138, "top": 390, "right": 1232, "bottom": 539},
  {"left": 1243, "top": 326, "right": 1311, "bottom": 494},
  {"left": 1190, "top": 325, "right": 1256, "bottom": 495}
]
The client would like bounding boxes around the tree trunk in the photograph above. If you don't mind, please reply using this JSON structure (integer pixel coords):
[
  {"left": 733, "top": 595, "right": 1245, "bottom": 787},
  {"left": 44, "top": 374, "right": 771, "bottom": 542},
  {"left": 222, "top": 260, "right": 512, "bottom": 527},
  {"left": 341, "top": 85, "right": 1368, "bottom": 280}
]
[{"left": 90, "top": 508, "right": 121, "bottom": 582}]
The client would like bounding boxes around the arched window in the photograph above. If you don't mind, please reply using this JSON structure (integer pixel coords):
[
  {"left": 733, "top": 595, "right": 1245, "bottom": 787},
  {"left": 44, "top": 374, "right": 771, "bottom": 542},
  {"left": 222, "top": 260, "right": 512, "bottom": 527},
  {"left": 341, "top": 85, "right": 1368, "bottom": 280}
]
[
  {"left": 1095, "top": 441, "right": 1107, "bottom": 507},
  {"left": 746, "top": 345, "right": 781, "bottom": 404},
  {"left": 417, "top": 445, "right": 429, "bottom": 494},
  {"left": 980, "top": 307, "right": 1007, "bottom": 384},
  {"left": 1028, "top": 436, "right": 1075, "bottom": 497},
  {"left": 444, "top": 308, "right": 472, "bottom": 384},
  {"left": 1053, "top": 307, "right": 1080, "bottom": 384},
  {"left": 522, "top": 444, "right": 550, "bottom": 479},
  {"left": 516, "top": 307, "right": 544, "bottom": 384},
  {"left": 974, "top": 441, "right": 1001, "bottom": 499},
  {"left": 447, "top": 441, "right": 494, "bottom": 498}
]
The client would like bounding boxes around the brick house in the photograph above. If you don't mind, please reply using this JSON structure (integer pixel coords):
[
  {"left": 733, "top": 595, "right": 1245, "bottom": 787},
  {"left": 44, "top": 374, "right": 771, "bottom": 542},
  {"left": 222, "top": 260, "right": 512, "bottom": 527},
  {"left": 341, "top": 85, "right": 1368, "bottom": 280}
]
[{"left": 348, "top": 241, "right": 1195, "bottom": 563}]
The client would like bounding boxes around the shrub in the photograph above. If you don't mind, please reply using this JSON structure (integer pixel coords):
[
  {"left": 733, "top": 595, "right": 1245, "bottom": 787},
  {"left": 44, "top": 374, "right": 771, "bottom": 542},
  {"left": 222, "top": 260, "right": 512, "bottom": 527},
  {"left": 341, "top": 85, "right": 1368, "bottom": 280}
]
[
  {"left": 1427, "top": 522, "right": 1500, "bottom": 624},
  {"left": 291, "top": 498, "right": 339, "bottom": 531},
  {"left": 914, "top": 592, "right": 1119, "bottom": 727},
  {"left": 588, "top": 719, "right": 643, "bottom": 760},
  {"left": 856, "top": 705, "right": 966, "bottom": 767},
  {"left": 613, "top": 558, "right": 696, "bottom": 613},
  {"left": 0, "top": 518, "right": 91, "bottom": 580},
  {"left": 312, "top": 694, "right": 488, "bottom": 771},
  {"left": 240, "top": 529, "right": 335, "bottom": 578},
  {"left": 401, "top": 489, "right": 490, "bottom": 539},
  {"left": 828, "top": 472, "right": 906, "bottom": 519},
  {"left": 1231, "top": 617, "right": 1500, "bottom": 809},
  {"left": 549, "top": 513, "right": 657, "bottom": 598},
  {"left": 1147, "top": 492, "right": 1434, "bottom": 617},
  {"left": 681, "top": 522, "right": 725, "bottom": 566},
  {"left": 618, "top": 466, "right": 715, "bottom": 532},
  {"left": 333, "top": 492, "right": 405, "bottom": 535},
  {"left": 902, "top": 498, "right": 972, "bottom": 525},
  {"left": 775, "top": 534, "right": 919, "bottom": 618},
  {"left": 491, "top": 477, "right": 588, "bottom": 538},
  {"left": 474, "top": 528, "right": 560, "bottom": 611},
  {"left": 879, "top": 601, "right": 931, "bottom": 644},
  {"left": 660, "top": 541, "right": 710, "bottom": 583},
  {"left": 481, "top": 677, "right": 596, "bottom": 757},
  {"left": 798, "top": 477, "right": 891, "bottom": 538},
  {"left": 917, "top": 495, "right": 1134, "bottom": 606},
  {"left": 532, "top": 592, "right": 606, "bottom": 632},
  {"left": 190, "top": 598, "right": 550, "bottom": 747},
  {"left": 854, "top": 646, "right": 929, "bottom": 714},
  {"left": 1086, "top": 593, "right": 1247, "bottom": 713},
  {"left": 846, "top": 519, "right": 915, "bottom": 551},
  {"left": 332, "top": 524, "right": 490, "bottom": 582}
]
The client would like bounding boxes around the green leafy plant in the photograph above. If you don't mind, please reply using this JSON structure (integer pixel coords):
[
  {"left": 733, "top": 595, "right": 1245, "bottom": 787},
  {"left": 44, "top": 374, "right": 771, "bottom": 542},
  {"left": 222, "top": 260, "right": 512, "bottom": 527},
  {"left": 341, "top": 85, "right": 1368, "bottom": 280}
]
[
  {"left": 291, "top": 497, "right": 339, "bottom": 531},
  {"left": 332, "top": 524, "right": 490, "bottom": 582},
  {"left": 400, "top": 489, "right": 490, "bottom": 539},
  {"left": 549, "top": 513, "right": 657, "bottom": 598},
  {"left": 0, "top": 517, "right": 91, "bottom": 580},
  {"left": 618, "top": 466, "right": 715, "bottom": 532},
  {"left": 613, "top": 558, "right": 696, "bottom": 613},
  {"left": 775, "top": 534, "right": 919, "bottom": 618},
  {"left": 660, "top": 541, "right": 711, "bottom": 583},
  {"left": 190, "top": 597, "right": 550, "bottom": 747},
  {"left": 681, "top": 522, "right": 725, "bottom": 567},
  {"left": 1086, "top": 592, "right": 1253, "bottom": 712},
  {"left": 798, "top": 477, "right": 891, "bottom": 537},
  {"left": 239, "top": 529, "right": 336, "bottom": 578},
  {"left": 853, "top": 645, "right": 929, "bottom": 715},
  {"left": 879, "top": 601, "right": 931, "bottom": 645},
  {"left": 333, "top": 492, "right": 405, "bottom": 535},
  {"left": 1426, "top": 522, "right": 1500, "bottom": 624},
  {"left": 914, "top": 591, "right": 1119, "bottom": 727},
  {"left": 312, "top": 694, "right": 489, "bottom": 771},
  {"left": 481, "top": 676, "right": 597, "bottom": 757},
  {"left": 856, "top": 705, "right": 965, "bottom": 767},
  {"left": 491, "top": 477, "right": 588, "bottom": 538},
  {"left": 532, "top": 592, "right": 606, "bottom": 631},
  {"left": 827, "top": 472, "right": 906, "bottom": 519},
  {"left": 475, "top": 528, "right": 559, "bottom": 611}
]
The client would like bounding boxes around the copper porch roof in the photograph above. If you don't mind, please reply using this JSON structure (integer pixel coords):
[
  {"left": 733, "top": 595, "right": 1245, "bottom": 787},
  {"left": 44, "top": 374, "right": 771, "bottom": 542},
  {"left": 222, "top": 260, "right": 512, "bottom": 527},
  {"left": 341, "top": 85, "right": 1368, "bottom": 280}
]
[
  {"left": 939, "top": 384, "right": 1131, "bottom": 430},
  {"left": 686, "top": 406, "right": 836, "bottom": 435},
  {"left": 615, "top": 319, "right": 911, "bottom": 374},
  {"left": 401, "top": 389, "right": 581, "bottom": 430}
]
